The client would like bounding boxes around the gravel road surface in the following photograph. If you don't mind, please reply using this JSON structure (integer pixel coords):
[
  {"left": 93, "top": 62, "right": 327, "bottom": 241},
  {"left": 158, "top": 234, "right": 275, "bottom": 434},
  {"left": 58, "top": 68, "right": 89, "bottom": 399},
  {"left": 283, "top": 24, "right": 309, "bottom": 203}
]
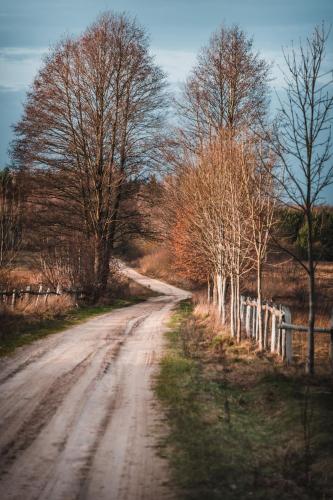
[{"left": 0, "top": 266, "right": 189, "bottom": 500}]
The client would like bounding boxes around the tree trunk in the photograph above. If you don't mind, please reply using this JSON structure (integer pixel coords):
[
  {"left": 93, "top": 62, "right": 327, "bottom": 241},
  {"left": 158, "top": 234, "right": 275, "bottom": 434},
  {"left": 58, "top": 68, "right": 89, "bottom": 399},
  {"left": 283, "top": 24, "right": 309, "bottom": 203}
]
[
  {"left": 257, "top": 259, "right": 264, "bottom": 350},
  {"left": 93, "top": 234, "right": 112, "bottom": 301},
  {"left": 236, "top": 273, "right": 241, "bottom": 342},
  {"left": 230, "top": 274, "right": 235, "bottom": 337},
  {"left": 217, "top": 272, "right": 222, "bottom": 318},
  {"left": 221, "top": 276, "right": 227, "bottom": 325},
  {"left": 306, "top": 211, "right": 316, "bottom": 375},
  {"left": 213, "top": 272, "right": 218, "bottom": 305}
]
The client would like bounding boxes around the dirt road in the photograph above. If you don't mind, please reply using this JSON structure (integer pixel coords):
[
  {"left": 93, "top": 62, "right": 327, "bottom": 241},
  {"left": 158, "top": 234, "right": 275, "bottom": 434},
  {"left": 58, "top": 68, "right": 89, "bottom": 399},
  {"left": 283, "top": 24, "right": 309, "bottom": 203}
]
[{"left": 0, "top": 267, "right": 189, "bottom": 500}]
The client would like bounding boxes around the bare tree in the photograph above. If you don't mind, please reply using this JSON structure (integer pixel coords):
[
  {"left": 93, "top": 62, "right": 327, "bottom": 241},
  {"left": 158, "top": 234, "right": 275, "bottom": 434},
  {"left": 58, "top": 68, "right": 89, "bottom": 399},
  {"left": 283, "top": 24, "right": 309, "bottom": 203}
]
[
  {"left": 178, "top": 24, "right": 270, "bottom": 149},
  {"left": 240, "top": 143, "right": 276, "bottom": 348},
  {"left": 165, "top": 130, "right": 256, "bottom": 334},
  {"left": 267, "top": 24, "right": 333, "bottom": 374},
  {"left": 12, "top": 12, "right": 167, "bottom": 299}
]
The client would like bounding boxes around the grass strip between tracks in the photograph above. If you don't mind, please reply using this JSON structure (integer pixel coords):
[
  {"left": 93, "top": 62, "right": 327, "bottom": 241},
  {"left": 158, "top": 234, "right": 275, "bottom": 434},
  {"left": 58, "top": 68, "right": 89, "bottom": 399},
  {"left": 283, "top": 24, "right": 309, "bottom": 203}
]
[{"left": 156, "top": 300, "right": 333, "bottom": 500}]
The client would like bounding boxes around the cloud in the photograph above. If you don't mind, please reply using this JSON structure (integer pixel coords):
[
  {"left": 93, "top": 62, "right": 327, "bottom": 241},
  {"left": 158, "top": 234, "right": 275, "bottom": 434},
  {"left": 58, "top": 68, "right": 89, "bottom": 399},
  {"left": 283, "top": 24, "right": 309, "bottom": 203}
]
[
  {"left": 0, "top": 47, "right": 47, "bottom": 91},
  {"left": 153, "top": 48, "right": 196, "bottom": 84},
  {"left": 0, "top": 46, "right": 197, "bottom": 93}
]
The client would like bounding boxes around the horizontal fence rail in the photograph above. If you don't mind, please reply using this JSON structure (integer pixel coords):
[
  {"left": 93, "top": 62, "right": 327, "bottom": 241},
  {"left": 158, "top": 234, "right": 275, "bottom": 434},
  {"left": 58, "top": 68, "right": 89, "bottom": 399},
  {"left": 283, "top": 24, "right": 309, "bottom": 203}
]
[{"left": 279, "top": 323, "right": 333, "bottom": 334}]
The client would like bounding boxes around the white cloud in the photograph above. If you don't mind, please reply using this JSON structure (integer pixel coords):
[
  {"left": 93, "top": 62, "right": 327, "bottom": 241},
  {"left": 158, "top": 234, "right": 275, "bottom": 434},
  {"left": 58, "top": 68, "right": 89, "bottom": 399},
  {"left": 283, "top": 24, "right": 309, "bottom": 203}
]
[
  {"left": 152, "top": 48, "right": 196, "bottom": 84},
  {"left": 0, "top": 47, "right": 47, "bottom": 91},
  {"left": 0, "top": 46, "right": 196, "bottom": 93}
]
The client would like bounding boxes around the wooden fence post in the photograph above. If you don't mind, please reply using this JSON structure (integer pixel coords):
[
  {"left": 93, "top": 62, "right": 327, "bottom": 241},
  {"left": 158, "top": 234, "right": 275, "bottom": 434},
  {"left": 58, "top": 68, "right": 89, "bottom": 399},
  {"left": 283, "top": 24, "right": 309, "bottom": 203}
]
[
  {"left": 283, "top": 306, "right": 292, "bottom": 364},
  {"left": 240, "top": 296, "right": 245, "bottom": 324},
  {"left": 25, "top": 285, "right": 30, "bottom": 302},
  {"left": 35, "top": 285, "right": 43, "bottom": 305},
  {"left": 245, "top": 301, "right": 251, "bottom": 337},
  {"left": 271, "top": 310, "right": 277, "bottom": 353},
  {"left": 44, "top": 288, "right": 50, "bottom": 304},
  {"left": 263, "top": 305, "right": 269, "bottom": 349},
  {"left": 281, "top": 308, "right": 285, "bottom": 359},
  {"left": 276, "top": 306, "right": 282, "bottom": 356},
  {"left": 11, "top": 289, "right": 16, "bottom": 309},
  {"left": 251, "top": 304, "right": 256, "bottom": 338}
]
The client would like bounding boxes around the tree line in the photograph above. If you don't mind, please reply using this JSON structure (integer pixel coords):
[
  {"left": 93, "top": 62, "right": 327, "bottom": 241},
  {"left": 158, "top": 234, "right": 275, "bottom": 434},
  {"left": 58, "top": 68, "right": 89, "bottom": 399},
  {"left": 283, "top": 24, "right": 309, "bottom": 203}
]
[{"left": 1, "top": 12, "right": 332, "bottom": 374}]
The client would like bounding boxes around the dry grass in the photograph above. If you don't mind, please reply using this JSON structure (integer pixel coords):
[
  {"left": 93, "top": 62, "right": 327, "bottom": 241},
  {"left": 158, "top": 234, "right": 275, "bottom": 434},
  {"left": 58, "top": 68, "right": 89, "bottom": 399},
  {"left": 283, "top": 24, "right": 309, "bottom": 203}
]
[
  {"left": 136, "top": 245, "right": 173, "bottom": 278},
  {"left": 0, "top": 293, "right": 76, "bottom": 344},
  {"left": 0, "top": 258, "right": 158, "bottom": 355},
  {"left": 157, "top": 300, "right": 333, "bottom": 499},
  {"left": 1, "top": 293, "right": 75, "bottom": 317},
  {"left": 192, "top": 282, "right": 333, "bottom": 374},
  {"left": 132, "top": 241, "right": 194, "bottom": 289},
  {"left": 0, "top": 263, "right": 83, "bottom": 339},
  {"left": 0, "top": 266, "right": 42, "bottom": 290},
  {"left": 133, "top": 239, "right": 332, "bottom": 370},
  {"left": 242, "top": 260, "right": 333, "bottom": 325}
]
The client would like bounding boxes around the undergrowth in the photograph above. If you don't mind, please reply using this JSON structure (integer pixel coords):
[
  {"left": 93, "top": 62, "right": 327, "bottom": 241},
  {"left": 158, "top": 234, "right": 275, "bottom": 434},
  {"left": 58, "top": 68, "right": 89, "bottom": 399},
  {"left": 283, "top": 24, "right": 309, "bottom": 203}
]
[{"left": 156, "top": 300, "right": 333, "bottom": 500}]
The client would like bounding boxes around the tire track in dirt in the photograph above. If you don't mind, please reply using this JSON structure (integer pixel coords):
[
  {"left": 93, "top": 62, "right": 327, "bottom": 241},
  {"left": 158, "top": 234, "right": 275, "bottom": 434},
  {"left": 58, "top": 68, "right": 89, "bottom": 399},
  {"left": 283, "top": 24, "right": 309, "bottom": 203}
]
[
  {"left": 0, "top": 267, "right": 190, "bottom": 500},
  {"left": 0, "top": 351, "right": 95, "bottom": 475}
]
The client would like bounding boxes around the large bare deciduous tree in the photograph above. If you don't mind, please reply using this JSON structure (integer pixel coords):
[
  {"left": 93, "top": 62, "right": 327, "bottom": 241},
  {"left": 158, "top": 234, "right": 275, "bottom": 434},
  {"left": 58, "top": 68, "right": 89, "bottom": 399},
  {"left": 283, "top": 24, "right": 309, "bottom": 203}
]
[{"left": 12, "top": 12, "right": 167, "bottom": 298}]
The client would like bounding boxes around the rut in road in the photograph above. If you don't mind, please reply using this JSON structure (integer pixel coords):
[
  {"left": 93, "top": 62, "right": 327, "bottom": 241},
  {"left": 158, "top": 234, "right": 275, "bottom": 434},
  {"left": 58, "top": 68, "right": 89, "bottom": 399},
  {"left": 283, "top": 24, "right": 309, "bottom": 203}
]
[{"left": 0, "top": 266, "right": 190, "bottom": 500}]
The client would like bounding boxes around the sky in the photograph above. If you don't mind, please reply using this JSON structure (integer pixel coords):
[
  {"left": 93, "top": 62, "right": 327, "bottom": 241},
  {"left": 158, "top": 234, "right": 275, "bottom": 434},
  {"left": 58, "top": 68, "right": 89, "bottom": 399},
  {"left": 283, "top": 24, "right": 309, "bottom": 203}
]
[{"left": 0, "top": 0, "right": 332, "bottom": 199}]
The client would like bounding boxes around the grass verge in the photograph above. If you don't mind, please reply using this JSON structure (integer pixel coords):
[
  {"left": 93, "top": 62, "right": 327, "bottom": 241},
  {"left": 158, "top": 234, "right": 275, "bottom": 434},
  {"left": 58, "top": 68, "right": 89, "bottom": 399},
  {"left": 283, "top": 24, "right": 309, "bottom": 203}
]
[
  {"left": 0, "top": 296, "right": 145, "bottom": 357},
  {"left": 156, "top": 300, "right": 333, "bottom": 500}
]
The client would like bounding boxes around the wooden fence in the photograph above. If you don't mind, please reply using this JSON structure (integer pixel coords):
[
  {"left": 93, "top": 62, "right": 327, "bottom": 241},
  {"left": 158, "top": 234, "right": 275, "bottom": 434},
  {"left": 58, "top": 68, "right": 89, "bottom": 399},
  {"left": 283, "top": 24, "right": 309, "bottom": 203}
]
[
  {"left": 0, "top": 285, "right": 83, "bottom": 308},
  {"left": 240, "top": 295, "right": 333, "bottom": 367}
]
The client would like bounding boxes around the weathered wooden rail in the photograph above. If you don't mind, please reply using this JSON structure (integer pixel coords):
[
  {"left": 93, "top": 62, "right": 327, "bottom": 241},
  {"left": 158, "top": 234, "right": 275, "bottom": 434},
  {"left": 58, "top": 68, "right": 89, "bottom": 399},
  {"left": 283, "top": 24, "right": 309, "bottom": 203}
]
[{"left": 240, "top": 295, "right": 333, "bottom": 367}]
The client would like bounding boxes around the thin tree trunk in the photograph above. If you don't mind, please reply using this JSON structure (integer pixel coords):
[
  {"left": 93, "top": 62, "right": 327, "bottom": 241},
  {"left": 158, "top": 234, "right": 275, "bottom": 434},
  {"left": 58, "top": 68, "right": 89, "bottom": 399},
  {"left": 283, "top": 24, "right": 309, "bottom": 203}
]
[
  {"left": 257, "top": 259, "right": 264, "bottom": 350},
  {"left": 230, "top": 273, "right": 235, "bottom": 337},
  {"left": 221, "top": 276, "right": 227, "bottom": 325},
  {"left": 236, "top": 273, "right": 241, "bottom": 342},
  {"left": 93, "top": 233, "right": 112, "bottom": 301},
  {"left": 306, "top": 211, "right": 316, "bottom": 375},
  {"left": 216, "top": 272, "right": 220, "bottom": 312},
  {"left": 213, "top": 272, "right": 218, "bottom": 305}
]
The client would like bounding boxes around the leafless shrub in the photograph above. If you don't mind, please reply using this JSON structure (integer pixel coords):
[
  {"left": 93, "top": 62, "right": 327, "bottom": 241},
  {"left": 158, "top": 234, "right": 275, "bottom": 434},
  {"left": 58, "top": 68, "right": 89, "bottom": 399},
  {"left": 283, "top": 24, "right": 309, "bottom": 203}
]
[{"left": 38, "top": 235, "right": 95, "bottom": 292}]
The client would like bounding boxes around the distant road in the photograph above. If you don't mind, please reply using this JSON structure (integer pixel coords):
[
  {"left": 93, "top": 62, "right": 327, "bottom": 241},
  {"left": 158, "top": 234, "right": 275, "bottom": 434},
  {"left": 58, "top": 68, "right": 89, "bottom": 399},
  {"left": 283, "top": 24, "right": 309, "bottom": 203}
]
[{"left": 0, "top": 265, "right": 190, "bottom": 500}]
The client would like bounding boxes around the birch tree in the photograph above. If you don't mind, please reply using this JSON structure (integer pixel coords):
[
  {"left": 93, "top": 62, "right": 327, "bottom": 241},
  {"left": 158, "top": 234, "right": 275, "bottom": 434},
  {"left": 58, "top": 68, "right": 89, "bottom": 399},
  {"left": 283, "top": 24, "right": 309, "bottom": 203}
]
[{"left": 240, "top": 142, "right": 276, "bottom": 348}]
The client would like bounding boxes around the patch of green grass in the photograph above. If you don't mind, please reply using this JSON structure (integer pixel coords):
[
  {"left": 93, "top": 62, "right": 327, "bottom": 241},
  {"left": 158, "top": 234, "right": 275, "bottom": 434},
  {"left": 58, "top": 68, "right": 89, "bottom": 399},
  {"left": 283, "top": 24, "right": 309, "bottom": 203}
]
[
  {"left": 156, "top": 302, "right": 333, "bottom": 500},
  {"left": 0, "top": 296, "right": 145, "bottom": 357}
]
